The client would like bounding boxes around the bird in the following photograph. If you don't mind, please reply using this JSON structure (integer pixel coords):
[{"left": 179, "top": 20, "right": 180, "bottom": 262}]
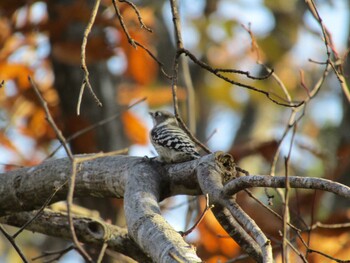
[{"left": 149, "top": 111, "right": 200, "bottom": 163}]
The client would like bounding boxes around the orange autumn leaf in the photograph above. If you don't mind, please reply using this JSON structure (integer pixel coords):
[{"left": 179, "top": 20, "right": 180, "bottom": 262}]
[
  {"left": 121, "top": 34, "right": 158, "bottom": 85},
  {"left": 119, "top": 7, "right": 157, "bottom": 85},
  {"left": 297, "top": 231, "right": 350, "bottom": 263},
  {"left": 0, "top": 63, "right": 32, "bottom": 90},
  {"left": 21, "top": 107, "right": 56, "bottom": 142},
  {"left": 197, "top": 198, "right": 241, "bottom": 260},
  {"left": 122, "top": 111, "right": 148, "bottom": 145}
]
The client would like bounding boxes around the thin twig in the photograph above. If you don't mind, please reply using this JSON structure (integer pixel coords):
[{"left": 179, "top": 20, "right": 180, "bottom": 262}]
[
  {"left": 308, "top": 221, "right": 350, "bottom": 231},
  {"left": 225, "top": 254, "right": 251, "bottom": 263},
  {"left": 112, "top": 0, "right": 136, "bottom": 48},
  {"left": 78, "top": 0, "right": 103, "bottom": 115},
  {"left": 29, "top": 76, "right": 92, "bottom": 262},
  {"left": 134, "top": 41, "right": 172, "bottom": 79},
  {"left": 160, "top": 196, "right": 197, "bottom": 211},
  {"left": 180, "top": 48, "right": 303, "bottom": 108},
  {"left": 46, "top": 97, "right": 146, "bottom": 159},
  {"left": 12, "top": 181, "right": 68, "bottom": 238},
  {"left": 306, "top": 190, "right": 317, "bottom": 258},
  {"left": 177, "top": 113, "right": 211, "bottom": 154},
  {"left": 97, "top": 242, "right": 108, "bottom": 263},
  {"left": 67, "top": 160, "right": 93, "bottom": 262},
  {"left": 65, "top": 150, "right": 127, "bottom": 260},
  {"left": 32, "top": 245, "right": 75, "bottom": 262},
  {"left": 169, "top": 0, "right": 196, "bottom": 132},
  {"left": 180, "top": 194, "right": 214, "bottom": 237},
  {"left": 118, "top": 0, "right": 153, "bottom": 32},
  {"left": 168, "top": 1, "right": 212, "bottom": 154},
  {"left": 308, "top": 248, "right": 350, "bottom": 263},
  {"left": 111, "top": 1, "right": 171, "bottom": 79},
  {"left": 282, "top": 124, "right": 297, "bottom": 262},
  {"left": 66, "top": 150, "right": 127, "bottom": 262},
  {"left": 29, "top": 77, "right": 74, "bottom": 161},
  {"left": 214, "top": 67, "right": 273, "bottom": 80},
  {"left": 285, "top": 238, "right": 308, "bottom": 263},
  {"left": 297, "top": 232, "right": 350, "bottom": 263},
  {"left": 305, "top": 0, "right": 350, "bottom": 102},
  {"left": 181, "top": 55, "right": 196, "bottom": 132},
  {"left": 0, "top": 224, "right": 29, "bottom": 263},
  {"left": 244, "top": 189, "right": 301, "bottom": 233},
  {"left": 205, "top": 128, "right": 217, "bottom": 144}
]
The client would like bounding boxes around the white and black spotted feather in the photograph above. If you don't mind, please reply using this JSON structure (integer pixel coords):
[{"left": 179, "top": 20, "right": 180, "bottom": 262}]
[{"left": 149, "top": 111, "right": 200, "bottom": 163}]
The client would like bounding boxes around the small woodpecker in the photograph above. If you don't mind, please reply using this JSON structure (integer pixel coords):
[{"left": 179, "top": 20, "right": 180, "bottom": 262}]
[{"left": 149, "top": 111, "right": 200, "bottom": 163}]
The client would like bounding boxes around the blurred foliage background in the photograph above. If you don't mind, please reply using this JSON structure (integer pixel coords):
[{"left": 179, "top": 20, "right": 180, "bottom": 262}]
[{"left": 0, "top": 0, "right": 349, "bottom": 262}]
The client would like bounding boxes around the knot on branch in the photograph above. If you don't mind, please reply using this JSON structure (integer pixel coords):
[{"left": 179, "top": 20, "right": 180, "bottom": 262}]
[
  {"left": 87, "top": 221, "right": 105, "bottom": 239},
  {"left": 215, "top": 152, "right": 237, "bottom": 184}
]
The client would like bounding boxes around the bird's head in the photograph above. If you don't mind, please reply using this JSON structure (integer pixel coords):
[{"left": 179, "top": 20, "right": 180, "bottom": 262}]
[{"left": 149, "top": 111, "right": 177, "bottom": 126}]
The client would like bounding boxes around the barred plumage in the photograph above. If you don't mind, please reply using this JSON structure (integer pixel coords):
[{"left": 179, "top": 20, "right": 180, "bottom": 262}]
[{"left": 149, "top": 111, "right": 200, "bottom": 163}]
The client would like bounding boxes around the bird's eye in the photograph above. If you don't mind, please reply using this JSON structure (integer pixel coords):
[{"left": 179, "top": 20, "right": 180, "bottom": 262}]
[{"left": 155, "top": 111, "right": 161, "bottom": 117}]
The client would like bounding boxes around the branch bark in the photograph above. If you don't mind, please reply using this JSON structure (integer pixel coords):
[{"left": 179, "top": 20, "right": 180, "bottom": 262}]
[
  {"left": 0, "top": 209, "right": 151, "bottom": 262},
  {"left": 224, "top": 175, "right": 350, "bottom": 198},
  {"left": 1, "top": 153, "right": 350, "bottom": 262},
  {"left": 0, "top": 155, "right": 201, "bottom": 216}
]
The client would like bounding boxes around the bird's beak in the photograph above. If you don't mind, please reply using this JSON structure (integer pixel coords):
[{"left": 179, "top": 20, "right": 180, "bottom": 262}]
[{"left": 149, "top": 112, "right": 154, "bottom": 117}]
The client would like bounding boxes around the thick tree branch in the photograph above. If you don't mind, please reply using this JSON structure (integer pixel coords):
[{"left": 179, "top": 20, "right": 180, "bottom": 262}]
[
  {"left": 124, "top": 161, "right": 201, "bottom": 262},
  {"left": 1, "top": 153, "right": 350, "bottom": 262},
  {"left": 196, "top": 153, "right": 272, "bottom": 262},
  {"left": 0, "top": 209, "right": 151, "bottom": 262},
  {"left": 224, "top": 175, "right": 350, "bottom": 198},
  {"left": 212, "top": 205, "right": 263, "bottom": 262},
  {"left": 0, "top": 155, "right": 201, "bottom": 216}
]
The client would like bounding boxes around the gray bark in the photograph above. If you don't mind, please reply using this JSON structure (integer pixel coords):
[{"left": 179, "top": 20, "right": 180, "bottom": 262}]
[
  {"left": 1, "top": 152, "right": 350, "bottom": 262},
  {"left": 0, "top": 209, "right": 151, "bottom": 262}
]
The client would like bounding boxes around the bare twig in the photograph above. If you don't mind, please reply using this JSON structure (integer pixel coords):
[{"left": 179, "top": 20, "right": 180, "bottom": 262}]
[
  {"left": 67, "top": 160, "right": 92, "bottom": 262},
  {"left": 308, "top": 221, "right": 350, "bottom": 231},
  {"left": 161, "top": 196, "right": 197, "bottom": 211},
  {"left": 29, "top": 77, "right": 73, "bottom": 161},
  {"left": 181, "top": 194, "right": 214, "bottom": 237},
  {"left": 12, "top": 181, "right": 67, "bottom": 238},
  {"left": 215, "top": 67, "right": 274, "bottom": 80},
  {"left": 66, "top": 150, "right": 127, "bottom": 263},
  {"left": 181, "top": 55, "right": 196, "bottom": 132},
  {"left": 297, "top": 232, "right": 350, "bottom": 263},
  {"left": 134, "top": 41, "right": 172, "bottom": 79},
  {"left": 78, "top": 0, "right": 103, "bottom": 115},
  {"left": 32, "top": 245, "right": 75, "bottom": 262},
  {"left": 225, "top": 254, "right": 251, "bottom": 263},
  {"left": 205, "top": 128, "right": 217, "bottom": 143},
  {"left": 118, "top": 0, "right": 153, "bottom": 32},
  {"left": 0, "top": 224, "right": 29, "bottom": 263},
  {"left": 285, "top": 238, "right": 308, "bottom": 263},
  {"left": 308, "top": 248, "right": 350, "bottom": 263},
  {"left": 29, "top": 77, "right": 92, "bottom": 262},
  {"left": 244, "top": 189, "right": 301, "bottom": 233},
  {"left": 112, "top": 0, "right": 136, "bottom": 47},
  {"left": 180, "top": 48, "right": 303, "bottom": 108},
  {"left": 306, "top": 190, "right": 317, "bottom": 258},
  {"left": 111, "top": 1, "right": 171, "bottom": 79},
  {"left": 97, "top": 242, "right": 108, "bottom": 263},
  {"left": 169, "top": 0, "right": 182, "bottom": 117},
  {"left": 47, "top": 97, "right": 146, "bottom": 159},
  {"left": 169, "top": 1, "right": 211, "bottom": 154},
  {"left": 282, "top": 124, "right": 297, "bottom": 262},
  {"left": 305, "top": 0, "right": 350, "bottom": 102}
]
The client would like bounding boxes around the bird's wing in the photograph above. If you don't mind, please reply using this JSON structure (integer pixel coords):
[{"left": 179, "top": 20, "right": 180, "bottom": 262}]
[{"left": 151, "top": 126, "right": 200, "bottom": 156}]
